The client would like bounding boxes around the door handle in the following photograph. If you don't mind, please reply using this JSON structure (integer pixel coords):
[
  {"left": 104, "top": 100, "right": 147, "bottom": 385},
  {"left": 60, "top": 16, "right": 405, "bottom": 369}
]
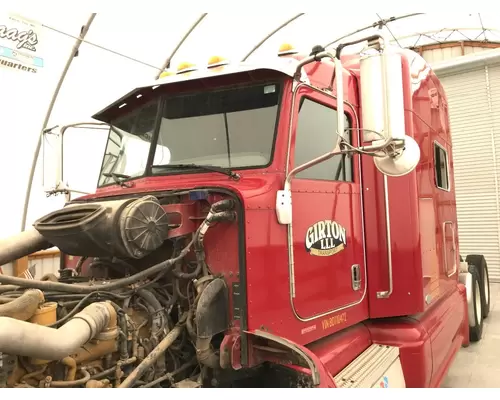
[{"left": 352, "top": 264, "right": 361, "bottom": 291}]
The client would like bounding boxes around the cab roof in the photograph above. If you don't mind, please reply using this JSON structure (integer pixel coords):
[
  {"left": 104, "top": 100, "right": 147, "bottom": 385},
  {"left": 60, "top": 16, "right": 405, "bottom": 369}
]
[{"left": 92, "top": 57, "right": 309, "bottom": 123}]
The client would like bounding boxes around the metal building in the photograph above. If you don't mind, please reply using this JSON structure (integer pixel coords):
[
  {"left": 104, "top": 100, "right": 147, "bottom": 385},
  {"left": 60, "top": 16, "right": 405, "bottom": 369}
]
[{"left": 412, "top": 38, "right": 500, "bottom": 281}]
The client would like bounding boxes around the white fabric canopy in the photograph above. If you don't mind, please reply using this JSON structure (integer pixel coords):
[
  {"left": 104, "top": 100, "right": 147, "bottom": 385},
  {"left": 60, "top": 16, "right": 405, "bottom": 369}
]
[{"left": 1, "top": 11, "right": 499, "bottom": 238}]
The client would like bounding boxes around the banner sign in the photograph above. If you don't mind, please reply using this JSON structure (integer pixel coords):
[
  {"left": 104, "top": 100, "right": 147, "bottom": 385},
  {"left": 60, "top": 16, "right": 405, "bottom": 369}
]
[{"left": 0, "top": 13, "right": 44, "bottom": 74}]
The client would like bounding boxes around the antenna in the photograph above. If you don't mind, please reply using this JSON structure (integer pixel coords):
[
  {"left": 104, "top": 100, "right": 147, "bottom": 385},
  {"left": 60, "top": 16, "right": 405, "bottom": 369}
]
[
  {"left": 324, "top": 13, "right": 424, "bottom": 49},
  {"left": 376, "top": 13, "right": 402, "bottom": 47},
  {"left": 242, "top": 13, "right": 305, "bottom": 62},
  {"left": 155, "top": 13, "right": 208, "bottom": 79}
]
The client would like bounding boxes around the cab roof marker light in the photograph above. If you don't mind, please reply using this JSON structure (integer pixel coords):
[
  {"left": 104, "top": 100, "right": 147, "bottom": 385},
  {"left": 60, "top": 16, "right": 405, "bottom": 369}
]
[
  {"left": 118, "top": 103, "right": 127, "bottom": 109},
  {"left": 278, "top": 43, "right": 298, "bottom": 57},
  {"left": 177, "top": 61, "right": 198, "bottom": 74},
  {"left": 152, "top": 85, "right": 160, "bottom": 90},
  {"left": 207, "top": 55, "right": 230, "bottom": 69},
  {"left": 159, "top": 70, "right": 175, "bottom": 79},
  {"left": 136, "top": 94, "right": 143, "bottom": 99}
]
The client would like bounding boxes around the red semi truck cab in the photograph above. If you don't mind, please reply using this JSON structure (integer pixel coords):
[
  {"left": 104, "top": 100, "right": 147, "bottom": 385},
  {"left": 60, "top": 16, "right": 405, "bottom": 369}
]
[{"left": 48, "top": 33, "right": 490, "bottom": 388}]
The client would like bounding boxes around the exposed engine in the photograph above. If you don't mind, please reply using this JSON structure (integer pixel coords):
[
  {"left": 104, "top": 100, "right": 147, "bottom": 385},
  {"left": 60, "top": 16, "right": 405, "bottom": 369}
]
[{"left": 0, "top": 192, "right": 237, "bottom": 388}]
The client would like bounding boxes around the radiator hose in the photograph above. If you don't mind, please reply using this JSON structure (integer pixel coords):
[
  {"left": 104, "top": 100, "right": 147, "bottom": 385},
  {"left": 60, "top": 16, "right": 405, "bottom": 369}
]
[
  {"left": 196, "top": 337, "right": 220, "bottom": 369},
  {"left": 0, "top": 301, "right": 116, "bottom": 360}
]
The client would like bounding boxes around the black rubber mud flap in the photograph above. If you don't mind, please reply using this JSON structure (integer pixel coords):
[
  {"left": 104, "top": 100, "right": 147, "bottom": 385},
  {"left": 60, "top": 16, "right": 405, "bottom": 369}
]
[
  {"left": 466, "top": 254, "right": 490, "bottom": 319},
  {"left": 196, "top": 278, "right": 229, "bottom": 338},
  {"left": 468, "top": 264, "right": 484, "bottom": 342}
]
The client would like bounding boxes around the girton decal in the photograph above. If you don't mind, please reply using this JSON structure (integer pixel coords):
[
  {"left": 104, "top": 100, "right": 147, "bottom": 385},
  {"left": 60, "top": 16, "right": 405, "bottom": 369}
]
[{"left": 305, "top": 220, "right": 347, "bottom": 257}]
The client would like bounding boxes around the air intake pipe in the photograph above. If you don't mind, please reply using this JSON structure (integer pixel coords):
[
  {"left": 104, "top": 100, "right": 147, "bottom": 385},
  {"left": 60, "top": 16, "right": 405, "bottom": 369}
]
[
  {"left": 0, "top": 301, "right": 116, "bottom": 360},
  {"left": 0, "top": 229, "right": 52, "bottom": 266}
]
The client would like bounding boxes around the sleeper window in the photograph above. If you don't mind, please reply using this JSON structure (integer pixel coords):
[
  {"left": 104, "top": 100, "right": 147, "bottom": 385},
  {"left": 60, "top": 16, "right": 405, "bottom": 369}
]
[{"left": 434, "top": 142, "right": 449, "bottom": 190}]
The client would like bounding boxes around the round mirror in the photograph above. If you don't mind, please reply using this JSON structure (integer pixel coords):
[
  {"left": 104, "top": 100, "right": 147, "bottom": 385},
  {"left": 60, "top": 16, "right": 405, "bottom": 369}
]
[{"left": 373, "top": 135, "right": 420, "bottom": 177}]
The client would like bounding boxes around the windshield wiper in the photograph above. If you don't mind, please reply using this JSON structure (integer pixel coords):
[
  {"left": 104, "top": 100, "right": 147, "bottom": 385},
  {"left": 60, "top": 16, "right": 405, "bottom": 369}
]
[
  {"left": 102, "top": 172, "right": 134, "bottom": 188},
  {"left": 152, "top": 163, "right": 240, "bottom": 181}
]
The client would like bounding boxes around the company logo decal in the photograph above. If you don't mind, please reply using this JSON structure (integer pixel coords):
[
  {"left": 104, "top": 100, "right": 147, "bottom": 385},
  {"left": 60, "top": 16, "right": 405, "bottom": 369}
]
[
  {"left": 379, "top": 376, "right": 389, "bottom": 388},
  {"left": 0, "top": 14, "right": 43, "bottom": 74},
  {"left": 0, "top": 25, "right": 38, "bottom": 52},
  {"left": 305, "top": 220, "right": 347, "bottom": 257}
]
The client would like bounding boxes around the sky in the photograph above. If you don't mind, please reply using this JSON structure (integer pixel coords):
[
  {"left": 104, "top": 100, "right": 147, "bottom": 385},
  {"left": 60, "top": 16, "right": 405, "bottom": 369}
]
[{"left": 1, "top": 10, "right": 500, "bottom": 239}]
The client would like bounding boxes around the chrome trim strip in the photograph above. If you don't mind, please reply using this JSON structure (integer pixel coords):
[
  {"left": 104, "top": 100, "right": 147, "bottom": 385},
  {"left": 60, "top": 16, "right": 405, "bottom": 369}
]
[{"left": 376, "top": 175, "right": 393, "bottom": 299}]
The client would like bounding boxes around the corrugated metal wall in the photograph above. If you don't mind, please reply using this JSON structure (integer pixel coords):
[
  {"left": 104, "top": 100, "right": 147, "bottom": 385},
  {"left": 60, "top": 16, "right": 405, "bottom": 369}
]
[{"left": 438, "top": 64, "right": 500, "bottom": 281}]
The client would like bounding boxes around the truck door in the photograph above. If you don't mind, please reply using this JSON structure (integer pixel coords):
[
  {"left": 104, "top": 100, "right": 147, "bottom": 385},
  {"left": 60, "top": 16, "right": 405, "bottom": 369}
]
[{"left": 287, "top": 84, "right": 368, "bottom": 327}]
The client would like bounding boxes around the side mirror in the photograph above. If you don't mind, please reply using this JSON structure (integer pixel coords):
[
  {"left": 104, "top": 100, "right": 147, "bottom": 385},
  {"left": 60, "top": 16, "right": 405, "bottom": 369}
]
[
  {"left": 275, "top": 37, "right": 422, "bottom": 226},
  {"left": 42, "top": 122, "right": 109, "bottom": 201},
  {"left": 359, "top": 40, "right": 420, "bottom": 177}
]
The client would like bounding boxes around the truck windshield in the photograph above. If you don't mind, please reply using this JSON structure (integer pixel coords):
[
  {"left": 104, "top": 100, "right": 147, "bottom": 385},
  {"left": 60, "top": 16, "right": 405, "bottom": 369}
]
[
  {"left": 151, "top": 82, "right": 281, "bottom": 173},
  {"left": 97, "top": 82, "right": 281, "bottom": 187},
  {"left": 97, "top": 100, "right": 162, "bottom": 187}
]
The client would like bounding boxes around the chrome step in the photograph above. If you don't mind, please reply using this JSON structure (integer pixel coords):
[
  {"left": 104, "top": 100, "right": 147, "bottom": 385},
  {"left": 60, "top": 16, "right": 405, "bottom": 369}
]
[{"left": 334, "top": 344, "right": 406, "bottom": 388}]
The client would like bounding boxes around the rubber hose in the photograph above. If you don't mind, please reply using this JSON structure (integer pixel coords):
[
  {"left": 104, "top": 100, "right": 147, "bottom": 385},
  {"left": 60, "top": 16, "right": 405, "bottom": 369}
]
[
  {"left": 193, "top": 210, "right": 236, "bottom": 277},
  {"left": 137, "top": 289, "right": 165, "bottom": 336},
  {"left": 196, "top": 337, "right": 220, "bottom": 369},
  {"left": 0, "top": 289, "right": 44, "bottom": 320},
  {"left": 137, "top": 289, "right": 166, "bottom": 378},
  {"left": 0, "top": 285, "right": 21, "bottom": 294},
  {"left": 41, "top": 273, "right": 59, "bottom": 282},
  {"left": 61, "top": 356, "right": 77, "bottom": 381},
  {"left": 117, "top": 310, "right": 129, "bottom": 360},
  {"left": 0, "top": 239, "right": 194, "bottom": 293},
  {"left": 140, "top": 358, "right": 197, "bottom": 388},
  {"left": 186, "top": 309, "right": 196, "bottom": 340},
  {"left": 49, "top": 369, "right": 91, "bottom": 387},
  {"left": 172, "top": 260, "right": 202, "bottom": 280},
  {"left": 89, "top": 357, "right": 136, "bottom": 381},
  {"left": 0, "top": 301, "right": 116, "bottom": 360},
  {"left": 211, "top": 199, "right": 235, "bottom": 213}
]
